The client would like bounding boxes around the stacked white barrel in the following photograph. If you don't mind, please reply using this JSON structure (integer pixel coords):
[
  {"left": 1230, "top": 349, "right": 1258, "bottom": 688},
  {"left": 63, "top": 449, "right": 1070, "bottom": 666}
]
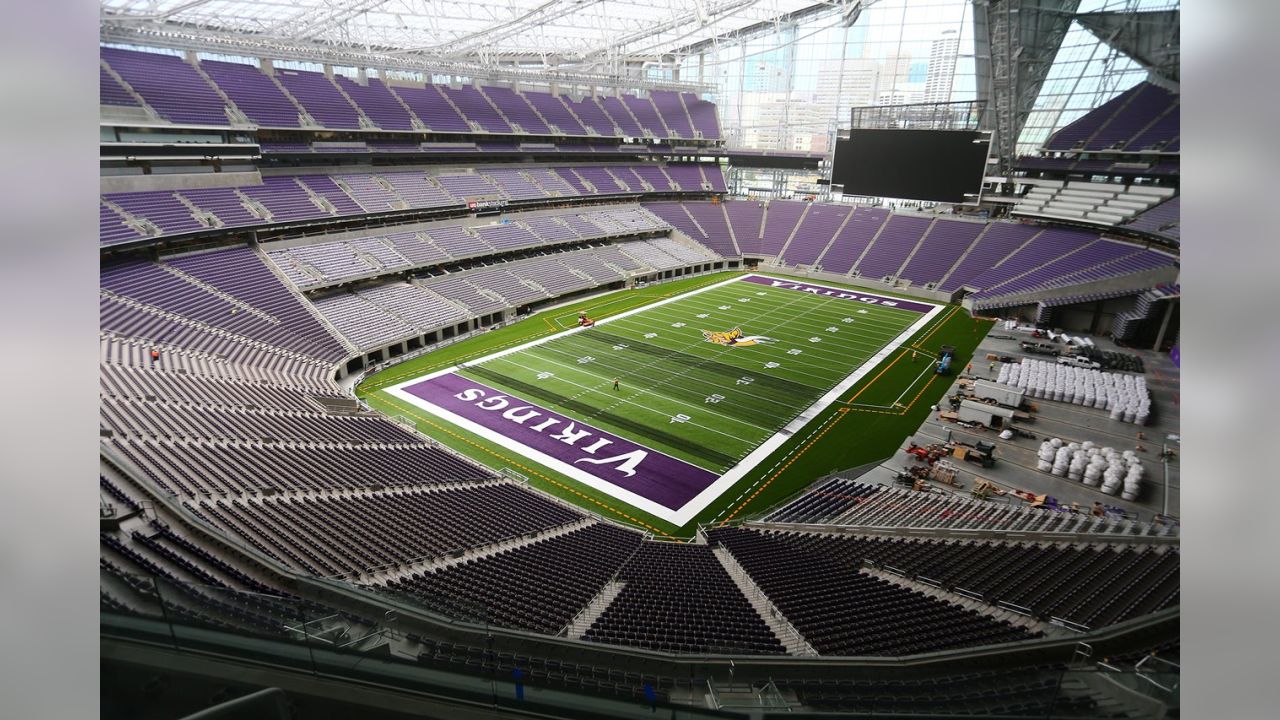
[
  {"left": 1037, "top": 439, "right": 1060, "bottom": 472},
  {"left": 1037, "top": 437, "right": 1144, "bottom": 501},
  {"left": 999, "top": 359, "right": 1150, "bottom": 425}
]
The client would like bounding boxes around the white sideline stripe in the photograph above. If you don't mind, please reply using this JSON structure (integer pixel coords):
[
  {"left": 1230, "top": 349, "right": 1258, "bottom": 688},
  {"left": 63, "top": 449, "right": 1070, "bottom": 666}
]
[
  {"left": 386, "top": 274, "right": 944, "bottom": 526},
  {"left": 890, "top": 356, "right": 941, "bottom": 407}
]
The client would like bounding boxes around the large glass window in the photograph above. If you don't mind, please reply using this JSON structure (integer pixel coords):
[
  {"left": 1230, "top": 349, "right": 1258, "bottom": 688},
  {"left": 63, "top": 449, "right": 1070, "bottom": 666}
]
[
  {"left": 695, "top": 0, "right": 976, "bottom": 154},
  {"left": 1015, "top": 0, "right": 1179, "bottom": 155}
]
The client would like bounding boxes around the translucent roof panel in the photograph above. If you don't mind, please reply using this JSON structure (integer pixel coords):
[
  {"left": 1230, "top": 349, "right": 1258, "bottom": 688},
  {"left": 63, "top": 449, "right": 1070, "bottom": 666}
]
[{"left": 100, "top": 0, "right": 833, "bottom": 62}]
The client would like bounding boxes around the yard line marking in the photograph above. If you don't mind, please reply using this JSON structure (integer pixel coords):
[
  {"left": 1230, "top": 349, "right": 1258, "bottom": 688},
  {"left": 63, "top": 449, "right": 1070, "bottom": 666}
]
[
  {"left": 477, "top": 351, "right": 775, "bottom": 439},
  {"left": 522, "top": 341, "right": 817, "bottom": 410},
  {"left": 667, "top": 291, "right": 914, "bottom": 334},
  {"left": 363, "top": 274, "right": 744, "bottom": 391},
  {"left": 575, "top": 296, "right": 884, "bottom": 383},
  {"left": 624, "top": 289, "right": 914, "bottom": 344},
  {"left": 602, "top": 292, "right": 910, "bottom": 375},
  {"left": 606, "top": 312, "right": 901, "bottom": 362}
]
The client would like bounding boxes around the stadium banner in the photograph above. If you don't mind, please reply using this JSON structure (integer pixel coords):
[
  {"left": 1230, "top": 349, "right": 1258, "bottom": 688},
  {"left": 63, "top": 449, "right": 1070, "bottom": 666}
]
[
  {"left": 399, "top": 372, "right": 719, "bottom": 513},
  {"left": 739, "top": 275, "right": 936, "bottom": 313}
]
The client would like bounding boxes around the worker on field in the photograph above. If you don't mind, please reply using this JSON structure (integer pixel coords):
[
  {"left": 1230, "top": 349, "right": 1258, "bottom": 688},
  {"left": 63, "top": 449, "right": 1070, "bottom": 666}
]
[{"left": 612, "top": 377, "right": 620, "bottom": 391}]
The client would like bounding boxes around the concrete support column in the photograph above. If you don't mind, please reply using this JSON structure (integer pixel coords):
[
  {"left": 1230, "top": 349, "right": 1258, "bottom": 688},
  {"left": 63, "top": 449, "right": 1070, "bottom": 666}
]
[
  {"left": 1152, "top": 298, "right": 1177, "bottom": 351},
  {"left": 260, "top": 58, "right": 274, "bottom": 76}
]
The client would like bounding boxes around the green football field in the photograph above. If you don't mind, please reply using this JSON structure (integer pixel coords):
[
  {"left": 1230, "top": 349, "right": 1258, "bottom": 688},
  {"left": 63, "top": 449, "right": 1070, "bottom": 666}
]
[
  {"left": 455, "top": 277, "right": 926, "bottom": 473},
  {"left": 360, "top": 271, "right": 991, "bottom": 539}
]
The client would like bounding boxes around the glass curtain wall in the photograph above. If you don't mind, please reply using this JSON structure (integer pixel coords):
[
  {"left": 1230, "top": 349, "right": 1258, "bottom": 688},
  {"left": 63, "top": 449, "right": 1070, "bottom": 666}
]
[
  {"left": 691, "top": 0, "right": 977, "bottom": 156},
  {"left": 1015, "top": 0, "right": 1179, "bottom": 155}
]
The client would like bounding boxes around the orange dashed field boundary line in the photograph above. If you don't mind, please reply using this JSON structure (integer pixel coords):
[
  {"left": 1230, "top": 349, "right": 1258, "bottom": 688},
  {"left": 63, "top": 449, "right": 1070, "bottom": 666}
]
[
  {"left": 910, "top": 305, "right": 962, "bottom": 352},
  {"left": 843, "top": 347, "right": 909, "bottom": 404},
  {"left": 903, "top": 373, "right": 939, "bottom": 411},
  {"left": 719, "top": 408, "right": 850, "bottom": 525},
  {"left": 374, "top": 395, "right": 671, "bottom": 537}
]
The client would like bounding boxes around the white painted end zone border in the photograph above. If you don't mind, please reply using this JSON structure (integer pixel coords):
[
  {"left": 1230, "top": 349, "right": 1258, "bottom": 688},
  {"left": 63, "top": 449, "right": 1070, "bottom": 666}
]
[{"left": 385, "top": 274, "right": 944, "bottom": 526}]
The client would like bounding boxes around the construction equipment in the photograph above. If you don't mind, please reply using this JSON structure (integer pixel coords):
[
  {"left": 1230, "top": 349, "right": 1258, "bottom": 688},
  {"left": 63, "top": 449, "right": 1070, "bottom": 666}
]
[
  {"left": 929, "top": 460, "right": 962, "bottom": 488},
  {"left": 905, "top": 440, "right": 997, "bottom": 469},
  {"left": 972, "top": 380, "right": 1025, "bottom": 409},
  {"left": 971, "top": 477, "right": 1007, "bottom": 500},
  {"left": 957, "top": 400, "right": 1013, "bottom": 428},
  {"left": 936, "top": 345, "right": 956, "bottom": 375},
  {"left": 904, "top": 443, "right": 946, "bottom": 464},
  {"left": 1007, "top": 425, "right": 1037, "bottom": 440},
  {"left": 950, "top": 382, "right": 1036, "bottom": 423},
  {"left": 950, "top": 440, "right": 997, "bottom": 468},
  {"left": 893, "top": 466, "right": 931, "bottom": 491}
]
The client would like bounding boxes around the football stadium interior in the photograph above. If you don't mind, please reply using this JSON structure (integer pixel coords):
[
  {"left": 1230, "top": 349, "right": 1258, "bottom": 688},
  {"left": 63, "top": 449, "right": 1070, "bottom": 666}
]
[{"left": 98, "top": 0, "right": 1181, "bottom": 716}]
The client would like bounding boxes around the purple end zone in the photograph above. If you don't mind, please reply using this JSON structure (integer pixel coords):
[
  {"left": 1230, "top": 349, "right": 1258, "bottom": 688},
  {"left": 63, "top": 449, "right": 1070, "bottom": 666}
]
[
  {"left": 403, "top": 373, "right": 719, "bottom": 511},
  {"left": 742, "top": 275, "right": 936, "bottom": 313}
]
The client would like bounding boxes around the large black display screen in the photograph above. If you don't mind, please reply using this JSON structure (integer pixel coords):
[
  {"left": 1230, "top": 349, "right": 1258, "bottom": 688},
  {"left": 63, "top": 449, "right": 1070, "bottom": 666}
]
[{"left": 830, "top": 129, "right": 990, "bottom": 203}]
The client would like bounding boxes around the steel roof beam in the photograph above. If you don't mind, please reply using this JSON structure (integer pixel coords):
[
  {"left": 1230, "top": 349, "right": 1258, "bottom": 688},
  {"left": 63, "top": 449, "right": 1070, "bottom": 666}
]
[{"left": 99, "top": 21, "right": 716, "bottom": 92}]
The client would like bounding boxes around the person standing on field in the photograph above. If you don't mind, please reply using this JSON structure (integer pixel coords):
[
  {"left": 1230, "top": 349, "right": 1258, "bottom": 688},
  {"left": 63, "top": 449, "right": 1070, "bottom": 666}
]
[{"left": 612, "top": 377, "right": 620, "bottom": 391}]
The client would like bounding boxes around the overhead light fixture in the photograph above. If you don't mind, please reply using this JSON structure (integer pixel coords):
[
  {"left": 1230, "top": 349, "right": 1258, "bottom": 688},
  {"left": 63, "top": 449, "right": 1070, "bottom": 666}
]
[{"left": 693, "top": 0, "right": 711, "bottom": 25}]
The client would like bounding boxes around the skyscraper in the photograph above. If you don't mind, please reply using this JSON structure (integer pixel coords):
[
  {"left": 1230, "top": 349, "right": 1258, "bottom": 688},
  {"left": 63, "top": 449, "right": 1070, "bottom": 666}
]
[{"left": 924, "top": 29, "right": 961, "bottom": 104}]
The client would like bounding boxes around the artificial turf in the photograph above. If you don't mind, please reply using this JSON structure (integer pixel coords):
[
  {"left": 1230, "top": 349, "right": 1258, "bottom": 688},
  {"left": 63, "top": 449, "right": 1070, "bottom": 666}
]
[{"left": 358, "top": 271, "right": 992, "bottom": 539}]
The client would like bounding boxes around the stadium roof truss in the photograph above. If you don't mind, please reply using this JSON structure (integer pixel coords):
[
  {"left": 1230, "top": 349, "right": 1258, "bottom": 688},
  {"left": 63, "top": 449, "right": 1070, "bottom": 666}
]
[
  {"left": 100, "top": 0, "right": 847, "bottom": 90},
  {"left": 973, "top": 0, "right": 1082, "bottom": 174}
]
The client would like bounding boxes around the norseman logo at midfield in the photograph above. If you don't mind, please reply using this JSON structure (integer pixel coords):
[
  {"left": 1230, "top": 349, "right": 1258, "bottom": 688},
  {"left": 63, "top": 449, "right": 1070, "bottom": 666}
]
[{"left": 701, "top": 327, "right": 778, "bottom": 347}]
